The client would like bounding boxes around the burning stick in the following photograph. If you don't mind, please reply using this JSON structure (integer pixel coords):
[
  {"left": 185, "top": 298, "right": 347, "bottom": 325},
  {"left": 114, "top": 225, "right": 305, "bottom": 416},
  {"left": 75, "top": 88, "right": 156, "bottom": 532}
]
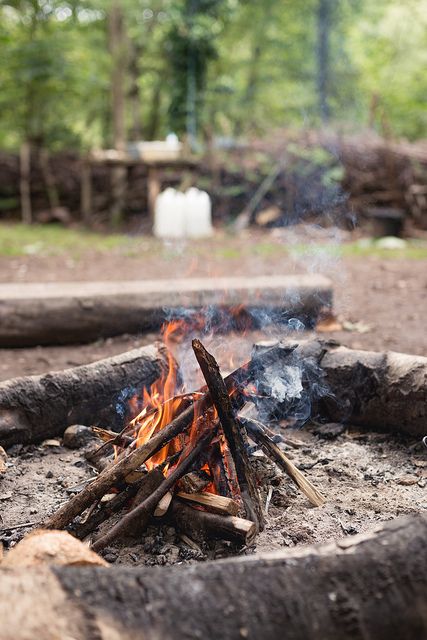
[
  {"left": 241, "top": 417, "right": 326, "bottom": 508},
  {"left": 91, "top": 426, "right": 217, "bottom": 552},
  {"left": 192, "top": 339, "right": 264, "bottom": 531}
]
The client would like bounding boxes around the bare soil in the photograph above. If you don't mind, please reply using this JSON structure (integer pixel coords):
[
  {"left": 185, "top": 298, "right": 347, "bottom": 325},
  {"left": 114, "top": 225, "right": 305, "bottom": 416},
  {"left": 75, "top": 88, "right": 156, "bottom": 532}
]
[
  {"left": 0, "top": 230, "right": 426, "bottom": 381},
  {"left": 0, "top": 229, "right": 426, "bottom": 565},
  {"left": 1, "top": 423, "right": 425, "bottom": 567}
]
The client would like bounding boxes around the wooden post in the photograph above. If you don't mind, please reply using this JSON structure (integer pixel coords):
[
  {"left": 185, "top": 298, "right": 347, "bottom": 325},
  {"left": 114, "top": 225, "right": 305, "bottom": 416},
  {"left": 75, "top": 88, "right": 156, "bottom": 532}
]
[
  {"left": 19, "top": 141, "right": 32, "bottom": 224},
  {"left": 108, "top": 0, "right": 127, "bottom": 226},
  {"left": 80, "top": 158, "right": 92, "bottom": 226},
  {"left": 147, "top": 165, "right": 161, "bottom": 222}
]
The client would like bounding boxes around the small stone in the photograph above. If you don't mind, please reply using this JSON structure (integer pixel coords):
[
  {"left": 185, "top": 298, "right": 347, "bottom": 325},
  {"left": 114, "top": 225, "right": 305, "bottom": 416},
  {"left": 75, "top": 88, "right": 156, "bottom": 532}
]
[
  {"left": 63, "top": 425, "right": 96, "bottom": 449},
  {"left": 313, "top": 423, "right": 345, "bottom": 439},
  {"left": 104, "top": 552, "right": 118, "bottom": 563},
  {"left": 45, "top": 470, "right": 54, "bottom": 479},
  {"left": 6, "top": 444, "right": 23, "bottom": 456}
]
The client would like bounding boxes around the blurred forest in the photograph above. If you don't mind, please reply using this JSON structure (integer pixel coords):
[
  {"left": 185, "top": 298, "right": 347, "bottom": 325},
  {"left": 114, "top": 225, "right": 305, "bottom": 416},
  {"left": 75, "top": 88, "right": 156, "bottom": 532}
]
[{"left": 1, "top": 0, "right": 426, "bottom": 153}]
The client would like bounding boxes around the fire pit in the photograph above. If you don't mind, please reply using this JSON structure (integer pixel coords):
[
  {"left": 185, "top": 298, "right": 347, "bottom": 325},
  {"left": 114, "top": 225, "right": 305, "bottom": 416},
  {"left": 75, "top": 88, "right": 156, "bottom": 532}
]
[
  {"left": 1, "top": 315, "right": 425, "bottom": 568},
  {"left": 0, "top": 321, "right": 426, "bottom": 639}
]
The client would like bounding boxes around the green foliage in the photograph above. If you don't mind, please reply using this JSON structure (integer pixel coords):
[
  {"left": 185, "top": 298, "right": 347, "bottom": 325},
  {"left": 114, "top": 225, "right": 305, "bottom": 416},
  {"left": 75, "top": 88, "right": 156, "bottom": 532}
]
[{"left": 0, "top": 0, "right": 426, "bottom": 150}]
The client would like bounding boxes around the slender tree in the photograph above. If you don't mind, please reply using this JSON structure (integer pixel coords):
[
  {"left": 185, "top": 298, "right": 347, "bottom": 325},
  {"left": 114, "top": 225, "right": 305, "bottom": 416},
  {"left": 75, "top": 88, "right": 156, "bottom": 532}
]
[{"left": 316, "top": 0, "right": 332, "bottom": 123}]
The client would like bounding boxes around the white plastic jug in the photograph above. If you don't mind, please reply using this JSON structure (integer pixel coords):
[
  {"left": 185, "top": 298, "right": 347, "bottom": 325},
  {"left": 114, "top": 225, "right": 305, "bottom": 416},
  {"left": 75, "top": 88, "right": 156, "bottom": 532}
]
[
  {"left": 153, "top": 188, "right": 186, "bottom": 239},
  {"left": 184, "top": 187, "right": 213, "bottom": 238}
]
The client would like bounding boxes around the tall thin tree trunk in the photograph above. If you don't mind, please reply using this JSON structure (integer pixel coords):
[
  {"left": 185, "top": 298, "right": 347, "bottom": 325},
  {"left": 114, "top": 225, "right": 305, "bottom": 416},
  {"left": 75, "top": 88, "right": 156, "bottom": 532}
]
[
  {"left": 316, "top": 0, "right": 332, "bottom": 123},
  {"left": 129, "top": 44, "right": 143, "bottom": 141},
  {"left": 146, "top": 76, "right": 162, "bottom": 141},
  {"left": 39, "top": 148, "right": 60, "bottom": 211},
  {"left": 234, "top": 43, "right": 262, "bottom": 137},
  {"left": 108, "top": 0, "right": 127, "bottom": 226},
  {"left": 19, "top": 142, "right": 32, "bottom": 224}
]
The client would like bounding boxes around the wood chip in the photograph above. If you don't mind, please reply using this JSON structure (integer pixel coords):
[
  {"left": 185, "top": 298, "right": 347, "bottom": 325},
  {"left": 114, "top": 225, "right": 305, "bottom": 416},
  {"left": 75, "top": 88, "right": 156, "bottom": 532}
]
[
  {"left": 0, "top": 446, "right": 7, "bottom": 476},
  {"left": 42, "top": 439, "right": 61, "bottom": 448},
  {"left": 397, "top": 475, "right": 419, "bottom": 486},
  {"left": 154, "top": 491, "right": 173, "bottom": 517}
]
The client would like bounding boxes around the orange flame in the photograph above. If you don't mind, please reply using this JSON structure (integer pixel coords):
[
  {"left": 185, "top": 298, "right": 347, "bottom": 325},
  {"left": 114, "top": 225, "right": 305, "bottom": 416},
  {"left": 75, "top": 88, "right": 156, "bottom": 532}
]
[{"left": 124, "top": 317, "right": 241, "bottom": 499}]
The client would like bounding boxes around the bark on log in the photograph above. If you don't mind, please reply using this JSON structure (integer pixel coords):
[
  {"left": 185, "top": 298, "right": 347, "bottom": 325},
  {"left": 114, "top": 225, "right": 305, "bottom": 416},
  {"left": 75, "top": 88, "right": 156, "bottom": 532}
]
[
  {"left": 0, "top": 275, "right": 332, "bottom": 347},
  {"left": 256, "top": 339, "right": 427, "bottom": 438},
  {"left": 319, "top": 343, "right": 427, "bottom": 437},
  {"left": 0, "top": 513, "right": 426, "bottom": 640},
  {"left": 0, "top": 344, "right": 168, "bottom": 448}
]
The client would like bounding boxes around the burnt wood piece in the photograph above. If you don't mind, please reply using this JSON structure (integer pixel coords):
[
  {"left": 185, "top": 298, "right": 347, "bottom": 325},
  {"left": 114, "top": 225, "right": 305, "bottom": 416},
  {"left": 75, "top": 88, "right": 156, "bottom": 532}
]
[
  {"left": 192, "top": 339, "right": 264, "bottom": 530},
  {"left": 176, "top": 492, "right": 240, "bottom": 516},
  {"left": 0, "top": 275, "right": 332, "bottom": 347},
  {"left": 44, "top": 342, "right": 293, "bottom": 531},
  {"left": 0, "top": 513, "right": 426, "bottom": 639},
  {"left": 242, "top": 417, "right": 325, "bottom": 507},
  {"left": 171, "top": 499, "right": 256, "bottom": 545},
  {"left": 178, "top": 471, "right": 210, "bottom": 494},
  {"left": 91, "top": 428, "right": 216, "bottom": 552},
  {"left": 0, "top": 344, "right": 168, "bottom": 448}
]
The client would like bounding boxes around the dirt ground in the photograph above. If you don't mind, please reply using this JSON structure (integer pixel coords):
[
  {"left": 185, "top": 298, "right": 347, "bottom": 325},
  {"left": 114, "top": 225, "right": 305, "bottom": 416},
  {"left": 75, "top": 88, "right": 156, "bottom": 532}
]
[
  {"left": 1, "top": 423, "right": 425, "bottom": 566},
  {"left": 0, "top": 228, "right": 426, "bottom": 382},
  {"left": 0, "top": 227, "right": 426, "bottom": 565}
]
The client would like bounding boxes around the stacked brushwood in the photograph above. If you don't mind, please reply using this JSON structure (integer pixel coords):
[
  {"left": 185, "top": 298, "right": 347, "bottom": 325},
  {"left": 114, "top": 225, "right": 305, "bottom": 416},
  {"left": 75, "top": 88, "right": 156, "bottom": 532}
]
[{"left": 321, "top": 133, "right": 427, "bottom": 229}]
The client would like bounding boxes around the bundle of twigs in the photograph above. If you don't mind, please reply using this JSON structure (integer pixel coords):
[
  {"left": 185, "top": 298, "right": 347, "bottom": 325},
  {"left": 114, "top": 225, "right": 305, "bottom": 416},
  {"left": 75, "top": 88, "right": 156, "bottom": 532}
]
[{"left": 43, "top": 340, "right": 325, "bottom": 550}]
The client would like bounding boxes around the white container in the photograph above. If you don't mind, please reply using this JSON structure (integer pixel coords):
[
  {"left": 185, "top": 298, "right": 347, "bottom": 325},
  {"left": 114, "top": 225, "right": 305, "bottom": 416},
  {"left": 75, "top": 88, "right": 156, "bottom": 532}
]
[
  {"left": 153, "top": 188, "right": 186, "bottom": 239},
  {"left": 184, "top": 187, "right": 213, "bottom": 239}
]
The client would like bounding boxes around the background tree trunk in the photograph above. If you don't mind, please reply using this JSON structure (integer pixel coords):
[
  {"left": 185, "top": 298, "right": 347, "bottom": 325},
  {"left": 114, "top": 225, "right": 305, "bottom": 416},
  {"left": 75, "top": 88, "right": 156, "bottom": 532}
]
[
  {"left": 108, "top": 0, "right": 127, "bottom": 226},
  {"left": 316, "top": 0, "right": 332, "bottom": 123},
  {"left": 19, "top": 141, "right": 32, "bottom": 224}
]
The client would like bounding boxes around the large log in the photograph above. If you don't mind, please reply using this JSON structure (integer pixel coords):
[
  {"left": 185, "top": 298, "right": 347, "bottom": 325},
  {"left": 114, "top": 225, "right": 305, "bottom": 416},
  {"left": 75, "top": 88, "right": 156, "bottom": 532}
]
[
  {"left": 319, "top": 343, "right": 427, "bottom": 438},
  {"left": 259, "top": 339, "right": 427, "bottom": 438},
  {"left": 0, "top": 275, "right": 332, "bottom": 347},
  {"left": 0, "top": 513, "right": 426, "bottom": 639},
  {"left": 0, "top": 343, "right": 167, "bottom": 447}
]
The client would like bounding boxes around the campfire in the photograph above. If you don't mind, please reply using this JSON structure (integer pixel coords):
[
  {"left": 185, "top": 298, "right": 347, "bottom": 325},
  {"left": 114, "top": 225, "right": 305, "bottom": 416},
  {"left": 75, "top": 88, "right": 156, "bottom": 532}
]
[{"left": 43, "top": 321, "right": 325, "bottom": 551}]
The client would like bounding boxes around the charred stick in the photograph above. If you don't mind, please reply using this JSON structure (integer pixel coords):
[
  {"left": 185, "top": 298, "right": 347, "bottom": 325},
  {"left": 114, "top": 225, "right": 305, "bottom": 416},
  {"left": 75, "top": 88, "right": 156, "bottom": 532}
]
[
  {"left": 74, "top": 481, "right": 143, "bottom": 540},
  {"left": 192, "top": 339, "right": 264, "bottom": 531},
  {"left": 171, "top": 499, "right": 256, "bottom": 546},
  {"left": 91, "top": 427, "right": 216, "bottom": 552},
  {"left": 241, "top": 417, "right": 326, "bottom": 507},
  {"left": 207, "top": 441, "right": 230, "bottom": 496}
]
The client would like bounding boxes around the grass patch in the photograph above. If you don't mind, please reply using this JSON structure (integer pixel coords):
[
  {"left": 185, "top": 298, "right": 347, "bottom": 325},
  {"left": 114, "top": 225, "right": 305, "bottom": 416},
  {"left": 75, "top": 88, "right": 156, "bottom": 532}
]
[
  {"left": 289, "top": 239, "right": 427, "bottom": 261},
  {"left": 0, "top": 224, "right": 139, "bottom": 257}
]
